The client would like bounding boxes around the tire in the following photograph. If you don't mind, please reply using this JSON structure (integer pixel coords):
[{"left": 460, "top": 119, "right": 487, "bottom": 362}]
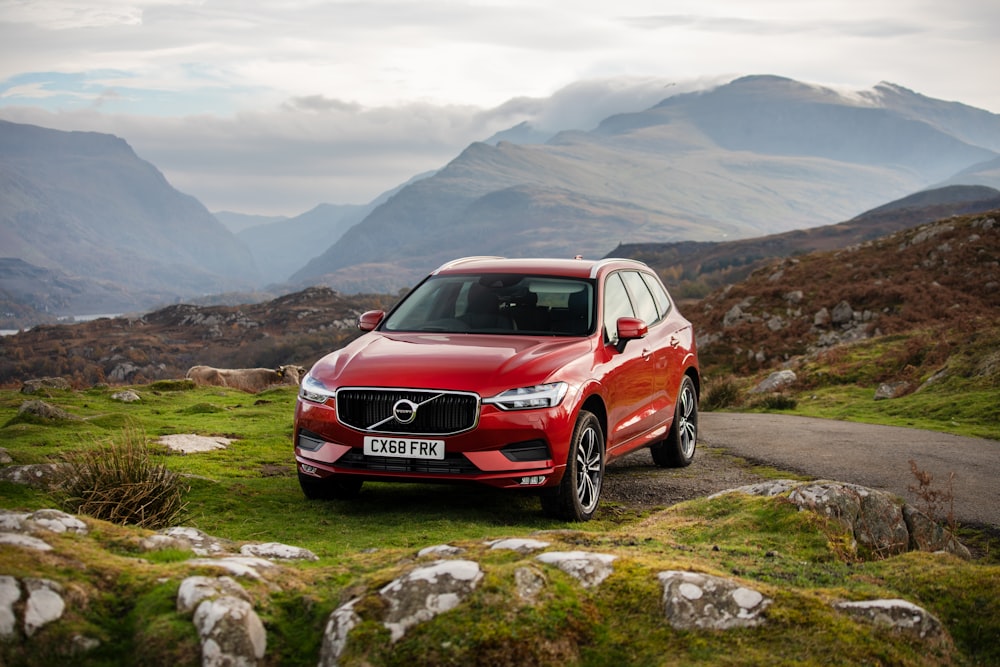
[
  {"left": 651, "top": 375, "right": 698, "bottom": 468},
  {"left": 298, "top": 472, "right": 363, "bottom": 500},
  {"left": 541, "top": 410, "right": 605, "bottom": 521}
]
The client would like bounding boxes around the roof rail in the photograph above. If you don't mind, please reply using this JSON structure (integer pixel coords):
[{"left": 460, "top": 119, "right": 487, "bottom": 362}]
[
  {"left": 431, "top": 256, "right": 506, "bottom": 274},
  {"left": 587, "top": 257, "right": 649, "bottom": 278}
]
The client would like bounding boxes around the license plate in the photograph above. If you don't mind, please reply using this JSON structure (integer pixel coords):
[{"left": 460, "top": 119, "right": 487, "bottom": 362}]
[{"left": 363, "top": 436, "right": 445, "bottom": 460}]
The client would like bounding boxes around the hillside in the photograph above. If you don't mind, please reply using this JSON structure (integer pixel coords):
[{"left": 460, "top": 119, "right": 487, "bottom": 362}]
[
  {"left": 611, "top": 184, "right": 1000, "bottom": 299},
  {"left": 294, "top": 76, "right": 1000, "bottom": 293},
  {"left": 0, "top": 288, "right": 396, "bottom": 387},
  {"left": 687, "top": 209, "right": 1000, "bottom": 392},
  {"left": 0, "top": 120, "right": 259, "bottom": 310},
  {"left": 237, "top": 203, "right": 373, "bottom": 285}
]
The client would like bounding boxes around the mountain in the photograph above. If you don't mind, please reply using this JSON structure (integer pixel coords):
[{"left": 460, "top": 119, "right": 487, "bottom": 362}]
[
  {"left": 236, "top": 203, "right": 372, "bottom": 285},
  {"left": 0, "top": 258, "right": 164, "bottom": 329},
  {"left": 0, "top": 120, "right": 260, "bottom": 307},
  {"left": 214, "top": 211, "right": 289, "bottom": 234},
  {"left": 294, "top": 76, "right": 1000, "bottom": 293},
  {"left": 609, "top": 184, "right": 1000, "bottom": 299}
]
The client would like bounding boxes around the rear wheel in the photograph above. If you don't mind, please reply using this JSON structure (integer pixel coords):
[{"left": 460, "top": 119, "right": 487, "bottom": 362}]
[
  {"left": 298, "top": 472, "right": 363, "bottom": 500},
  {"left": 651, "top": 375, "right": 698, "bottom": 468},
  {"left": 541, "top": 410, "right": 605, "bottom": 521}
]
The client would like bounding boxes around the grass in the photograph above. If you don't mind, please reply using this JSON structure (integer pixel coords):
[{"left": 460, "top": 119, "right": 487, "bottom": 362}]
[
  {"left": 701, "top": 326, "right": 1000, "bottom": 441},
  {"left": 1, "top": 381, "right": 998, "bottom": 665}
]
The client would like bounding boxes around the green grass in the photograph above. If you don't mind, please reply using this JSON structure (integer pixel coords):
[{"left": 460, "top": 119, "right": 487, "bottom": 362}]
[
  {"left": 1, "top": 382, "right": 998, "bottom": 666},
  {"left": 704, "top": 326, "right": 1000, "bottom": 441}
]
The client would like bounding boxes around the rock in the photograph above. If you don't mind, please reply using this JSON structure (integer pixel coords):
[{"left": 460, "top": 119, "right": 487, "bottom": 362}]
[
  {"left": 0, "top": 533, "right": 53, "bottom": 552},
  {"left": 17, "top": 400, "right": 79, "bottom": 421},
  {"left": 177, "top": 576, "right": 252, "bottom": 615},
  {"left": 23, "top": 579, "right": 65, "bottom": 637},
  {"left": 179, "top": 575, "right": 266, "bottom": 667},
  {"left": 111, "top": 390, "right": 141, "bottom": 402},
  {"left": 158, "top": 434, "right": 233, "bottom": 454},
  {"left": 318, "top": 599, "right": 361, "bottom": 667},
  {"left": 239, "top": 542, "right": 318, "bottom": 561},
  {"left": 24, "top": 509, "right": 88, "bottom": 534},
  {"left": 749, "top": 369, "right": 797, "bottom": 393},
  {"left": 903, "top": 506, "right": 971, "bottom": 559},
  {"left": 874, "top": 381, "right": 911, "bottom": 400},
  {"left": 0, "top": 576, "right": 20, "bottom": 638},
  {"left": 813, "top": 307, "right": 830, "bottom": 327},
  {"left": 487, "top": 537, "right": 550, "bottom": 554},
  {"left": 378, "top": 560, "right": 484, "bottom": 642},
  {"left": 159, "top": 526, "right": 236, "bottom": 556},
  {"left": 417, "top": 544, "right": 465, "bottom": 557},
  {"left": 783, "top": 290, "right": 803, "bottom": 304},
  {"left": 514, "top": 566, "right": 547, "bottom": 601},
  {"left": 719, "top": 480, "right": 968, "bottom": 559},
  {"left": 723, "top": 304, "right": 745, "bottom": 327},
  {"left": 830, "top": 300, "right": 854, "bottom": 325},
  {"left": 835, "top": 599, "right": 944, "bottom": 640},
  {"left": 108, "top": 362, "right": 139, "bottom": 382},
  {"left": 193, "top": 596, "right": 267, "bottom": 667},
  {"left": 789, "top": 482, "right": 909, "bottom": 556},
  {"left": 0, "top": 464, "right": 64, "bottom": 489},
  {"left": 20, "top": 377, "right": 71, "bottom": 394},
  {"left": 186, "top": 556, "right": 278, "bottom": 581},
  {"left": 535, "top": 551, "right": 617, "bottom": 589},
  {"left": 659, "top": 571, "right": 771, "bottom": 630},
  {"left": 0, "top": 448, "right": 11, "bottom": 464}
]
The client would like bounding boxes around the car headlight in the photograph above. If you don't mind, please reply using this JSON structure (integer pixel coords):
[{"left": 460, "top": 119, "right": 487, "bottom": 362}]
[
  {"left": 299, "top": 374, "right": 336, "bottom": 404},
  {"left": 484, "top": 382, "right": 568, "bottom": 410}
]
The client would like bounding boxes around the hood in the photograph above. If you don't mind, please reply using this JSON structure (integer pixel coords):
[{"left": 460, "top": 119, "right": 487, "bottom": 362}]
[{"left": 309, "top": 331, "right": 594, "bottom": 396}]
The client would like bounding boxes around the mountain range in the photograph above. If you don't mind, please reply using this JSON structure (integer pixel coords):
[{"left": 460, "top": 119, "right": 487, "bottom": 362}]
[{"left": 2, "top": 74, "right": 1000, "bottom": 326}]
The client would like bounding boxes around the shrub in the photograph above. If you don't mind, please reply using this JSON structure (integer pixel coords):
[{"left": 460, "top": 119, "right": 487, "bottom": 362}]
[
  {"left": 752, "top": 394, "right": 798, "bottom": 411},
  {"left": 55, "top": 424, "right": 188, "bottom": 529},
  {"left": 701, "top": 376, "right": 742, "bottom": 410}
]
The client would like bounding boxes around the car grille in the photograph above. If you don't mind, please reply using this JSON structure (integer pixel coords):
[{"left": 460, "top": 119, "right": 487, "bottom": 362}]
[
  {"left": 336, "top": 449, "right": 479, "bottom": 475},
  {"left": 336, "top": 388, "right": 480, "bottom": 435}
]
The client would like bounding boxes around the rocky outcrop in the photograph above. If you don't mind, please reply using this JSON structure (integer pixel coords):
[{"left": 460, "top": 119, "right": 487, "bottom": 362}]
[
  {"left": 0, "top": 475, "right": 971, "bottom": 665},
  {"left": 714, "top": 479, "right": 971, "bottom": 559}
]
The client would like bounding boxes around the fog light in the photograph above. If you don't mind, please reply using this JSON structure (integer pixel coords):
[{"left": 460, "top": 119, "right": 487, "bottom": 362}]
[
  {"left": 301, "top": 464, "right": 318, "bottom": 474},
  {"left": 518, "top": 475, "right": 547, "bottom": 486}
]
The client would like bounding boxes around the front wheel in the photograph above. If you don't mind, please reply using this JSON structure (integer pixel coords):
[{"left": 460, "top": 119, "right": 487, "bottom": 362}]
[
  {"left": 651, "top": 375, "right": 698, "bottom": 468},
  {"left": 541, "top": 410, "right": 605, "bottom": 521},
  {"left": 298, "top": 472, "right": 363, "bottom": 500}
]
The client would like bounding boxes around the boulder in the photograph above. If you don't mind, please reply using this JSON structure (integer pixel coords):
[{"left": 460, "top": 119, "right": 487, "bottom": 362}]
[
  {"left": 659, "top": 570, "right": 771, "bottom": 630},
  {"left": 20, "top": 377, "right": 71, "bottom": 394},
  {"left": 835, "top": 599, "right": 944, "bottom": 640},
  {"left": 750, "top": 369, "right": 797, "bottom": 393}
]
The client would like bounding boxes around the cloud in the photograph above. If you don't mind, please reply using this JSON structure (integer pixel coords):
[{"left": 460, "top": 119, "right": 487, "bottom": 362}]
[{"left": 0, "top": 77, "right": 716, "bottom": 215}]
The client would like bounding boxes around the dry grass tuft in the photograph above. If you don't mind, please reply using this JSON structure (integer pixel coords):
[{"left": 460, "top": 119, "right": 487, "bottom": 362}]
[{"left": 55, "top": 424, "right": 188, "bottom": 529}]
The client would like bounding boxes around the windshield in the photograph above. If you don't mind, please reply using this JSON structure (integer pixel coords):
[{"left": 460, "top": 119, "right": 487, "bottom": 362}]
[{"left": 382, "top": 274, "right": 595, "bottom": 335}]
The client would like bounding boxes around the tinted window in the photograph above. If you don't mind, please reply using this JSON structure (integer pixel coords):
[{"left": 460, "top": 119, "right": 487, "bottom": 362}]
[
  {"left": 602, "top": 273, "right": 635, "bottom": 343},
  {"left": 640, "top": 272, "right": 672, "bottom": 318},
  {"left": 621, "top": 271, "right": 660, "bottom": 325},
  {"left": 383, "top": 274, "right": 594, "bottom": 335}
]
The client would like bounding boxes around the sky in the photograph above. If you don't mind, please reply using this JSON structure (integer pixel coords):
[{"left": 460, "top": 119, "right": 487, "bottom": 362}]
[{"left": 1, "top": 0, "right": 998, "bottom": 217}]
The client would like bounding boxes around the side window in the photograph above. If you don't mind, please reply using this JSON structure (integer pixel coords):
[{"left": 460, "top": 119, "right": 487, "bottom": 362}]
[
  {"left": 602, "top": 273, "right": 635, "bottom": 343},
  {"left": 621, "top": 271, "right": 660, "bottom": 325},
  {"left": 640, "top": 272, "right": 672, "bottom": 318}
]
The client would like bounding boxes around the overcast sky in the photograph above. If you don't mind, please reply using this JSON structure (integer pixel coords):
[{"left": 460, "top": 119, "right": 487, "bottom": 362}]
[{"left": 1, "top": 0, "right": 998, "bottom": 217}]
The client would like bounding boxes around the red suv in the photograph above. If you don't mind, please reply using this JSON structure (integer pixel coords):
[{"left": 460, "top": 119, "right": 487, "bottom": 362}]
[{"left": 294, "top": 257, "right": 699, "bottom": 521}]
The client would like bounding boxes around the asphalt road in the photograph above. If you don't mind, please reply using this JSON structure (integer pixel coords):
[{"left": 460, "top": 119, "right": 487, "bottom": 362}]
[{"left": 699, "top": 412, "right": 1000, "bottom": 528}]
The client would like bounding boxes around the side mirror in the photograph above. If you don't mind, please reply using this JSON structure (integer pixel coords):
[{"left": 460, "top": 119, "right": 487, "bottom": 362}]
[
  {"left": 358, "top": 310, "right": 386, "bottom": 331},
  {"left": 615, "top": 317, "right": 648, "bottom": 352}
]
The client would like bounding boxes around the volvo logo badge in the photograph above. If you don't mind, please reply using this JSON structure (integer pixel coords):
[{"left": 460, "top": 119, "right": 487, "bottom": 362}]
[{"left": 392, "top": 399, "right": 418, "bottom": 424}]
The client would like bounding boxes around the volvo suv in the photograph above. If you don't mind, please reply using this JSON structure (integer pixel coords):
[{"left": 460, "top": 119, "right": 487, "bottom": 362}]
[{"left": 294, "top": 256, "right": 699, "bottom": 521}]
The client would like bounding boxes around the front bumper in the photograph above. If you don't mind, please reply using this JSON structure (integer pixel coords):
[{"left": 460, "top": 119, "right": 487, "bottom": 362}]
[{"left": 293, "top": 396, "right": 575, "bottom": 489}]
